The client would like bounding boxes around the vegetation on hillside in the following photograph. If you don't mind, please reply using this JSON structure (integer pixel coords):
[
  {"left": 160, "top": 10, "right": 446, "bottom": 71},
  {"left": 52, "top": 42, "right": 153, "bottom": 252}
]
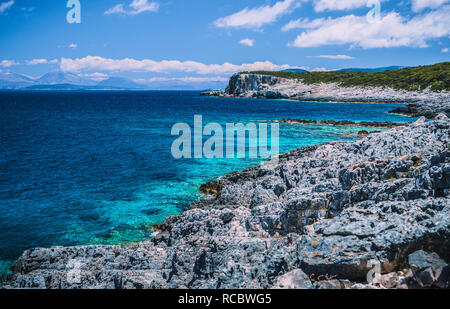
[{"left": 241, "top": 62, "right": 450, "bottom": 92}]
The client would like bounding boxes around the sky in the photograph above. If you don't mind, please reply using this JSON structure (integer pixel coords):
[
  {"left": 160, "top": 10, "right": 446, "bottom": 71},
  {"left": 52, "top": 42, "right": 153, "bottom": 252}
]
[{"left": 0, "top": 0, "right": 449, "bottom": 87}]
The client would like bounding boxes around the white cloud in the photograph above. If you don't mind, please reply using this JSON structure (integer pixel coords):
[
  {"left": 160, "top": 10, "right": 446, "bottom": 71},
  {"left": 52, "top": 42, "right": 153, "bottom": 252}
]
[
  {"left": 135, "top": 76, "right": 229, "bottom": 85},
  {"left": 105, "top": 0, "right": 159, "bottom": 15},
  {"left": 80, "top": 72, "right": 109, "bottom": 82},
  {"left": 308, "top": 54, "right": 355, "bottom": 59},
  {"left": 214, "top": 0, "right": 300, "bottom": 29},
  {"left": 442, "top": 48, "right": 449, "bottom": 53},
  {"left": 26, "top": 59, "right": 47, "bottom": 65},
  {"left": 26, "top": 58, "right": 58, "bottom": 65},
  {"left": 0, "top": 0, "right": 14, "bottom": 13},
  {"left": 60, "top": 56, "right": 292, "bottom": 75},
  {"left": 239, "top": 38, "right": 255, "bottom": 47},
  {"left": 282, "top": 18, "right": 328, "bottom": 31},
  {"left": 69, "top": 43, "right": 78, "bottom": 49},
  {"left": 412, "top": 0, "right": 449, "bottom": 12},
  {"left": 21, "top": 7, "right": 34, "bottom": 13},
  {"left": 312, "top": 0, "right": 369, "bottom": 12},
  {"left": 289, "top": 6, "right": 450, "bottom": 49},
  {"left": 0, "top": 60, "right": 18, "bottom": 67},
  {"left": 311, "top": 67, "right": 331, "bottom": 71}
]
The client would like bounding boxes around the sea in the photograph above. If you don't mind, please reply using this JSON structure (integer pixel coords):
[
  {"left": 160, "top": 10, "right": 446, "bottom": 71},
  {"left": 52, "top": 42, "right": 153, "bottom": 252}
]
[{"left": 0, "top": 90, "right": 417, "bottom": 277}]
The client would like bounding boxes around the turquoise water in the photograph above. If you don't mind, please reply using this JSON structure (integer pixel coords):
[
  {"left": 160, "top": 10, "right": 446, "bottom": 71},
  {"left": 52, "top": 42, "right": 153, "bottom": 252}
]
[{"left": 0, "top": 91, "right": 416, "bottom": 277}]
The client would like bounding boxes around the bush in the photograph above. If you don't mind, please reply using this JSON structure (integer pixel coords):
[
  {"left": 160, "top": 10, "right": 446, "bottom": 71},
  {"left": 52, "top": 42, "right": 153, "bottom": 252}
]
[{"left": 240, "top": 62, "right": 450, "bottom": 92}]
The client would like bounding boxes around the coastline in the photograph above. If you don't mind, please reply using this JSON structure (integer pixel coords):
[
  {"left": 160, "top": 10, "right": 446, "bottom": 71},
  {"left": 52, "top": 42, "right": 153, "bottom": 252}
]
[
  {"left": 204, "top": 93, "right": 418, "bottom": 105},
  {"left": 2, "top": 114, "right": 449, "bottom": 289},
  {"left": 202, "top": 73, "right": 450, "bottom": 119}
]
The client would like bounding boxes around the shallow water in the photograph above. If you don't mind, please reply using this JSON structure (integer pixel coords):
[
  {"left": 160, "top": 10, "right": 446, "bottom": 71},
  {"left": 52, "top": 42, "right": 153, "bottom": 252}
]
[{"left": 0, "top": 91, "right": 416, "bottom": 276}]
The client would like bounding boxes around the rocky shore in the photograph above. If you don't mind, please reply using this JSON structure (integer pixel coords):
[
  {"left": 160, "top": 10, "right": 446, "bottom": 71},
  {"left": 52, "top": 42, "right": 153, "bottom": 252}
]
[
  {"left": 202, "top": 74, "right": 450, "bottom": 118},
  {"left": 2, "top": 114, "right": 449, "bottom": 289},
  {"left": 278, "top": 119, "right": 406, "bottom": 128}
]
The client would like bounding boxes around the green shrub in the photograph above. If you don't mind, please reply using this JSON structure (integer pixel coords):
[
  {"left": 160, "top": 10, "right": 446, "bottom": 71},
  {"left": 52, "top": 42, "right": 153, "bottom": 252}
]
[{"left": 240, "top": 62, "right": 450, "bottom": 92}]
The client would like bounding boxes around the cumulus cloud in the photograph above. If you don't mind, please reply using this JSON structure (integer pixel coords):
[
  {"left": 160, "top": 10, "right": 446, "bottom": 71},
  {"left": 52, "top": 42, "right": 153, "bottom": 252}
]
[
  {"left": 69, "top": 43, "right": 78, "bottom": 49},
  {"left": 0, "top": 60, "right": 18, "bottom": 67},
  {"left": 0, "top": 0, "right": 14, "bottom": 13},
  {"left": 239, "top": 38, "right": 255, "bottom": 47},
  {"left": 135, "top": 76, "right": 229, "bottom": 85},
  {"left": 26, "top": 58, "right": 59, "bottom": 65},
  {"left": 442, "top": 48, "right": 449, "bottom": 53},
  {"left": 60, "top": 56, "right": 292, "bottom": 75},
  {"left": 214, "top": 0, "right": 300, "bottom": 29},
  {"left": 412, "top": 0, "right": 449, "bottom": 12},
  {"left": 105, "top": 0, "right": 159, "bottom": 15},
  {"left": 289, "top": 6, "right": 450, "bottom": 49},
  {"left": 308, "top": 54, "right": 355, "bottom": 59}
]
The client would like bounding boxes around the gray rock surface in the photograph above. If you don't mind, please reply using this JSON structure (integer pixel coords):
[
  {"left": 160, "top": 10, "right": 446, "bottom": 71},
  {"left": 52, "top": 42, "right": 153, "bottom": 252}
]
[{"left": 2, "top": 115, "right": 449, "bottom": 289}]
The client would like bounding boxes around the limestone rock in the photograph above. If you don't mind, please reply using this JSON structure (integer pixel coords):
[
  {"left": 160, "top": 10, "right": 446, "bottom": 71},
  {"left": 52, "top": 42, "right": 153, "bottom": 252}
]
[{"left": 271, "top": 269, "right": 313, "bottom": 289}]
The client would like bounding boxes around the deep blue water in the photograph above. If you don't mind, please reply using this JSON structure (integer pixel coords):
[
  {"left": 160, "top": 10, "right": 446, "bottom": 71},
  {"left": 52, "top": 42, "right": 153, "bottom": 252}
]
[{"left": 0, "top": 91, "right": 416, "bottom": 276}]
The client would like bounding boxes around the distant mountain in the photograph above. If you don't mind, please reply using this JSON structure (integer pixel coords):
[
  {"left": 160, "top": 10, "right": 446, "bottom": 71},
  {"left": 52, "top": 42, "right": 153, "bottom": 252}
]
[
  {"left": 36, "top": 71, "right": 96, "bottom": 86},
  {"left": 281, "top": 68, "right": 309, "bottom": 73},
  {"left": 0, "top": 72, "right": 147, "bottom": 90},
  {"left": 21, "top": 84, "right": 114, "bottom": 91},
  {"left": 0, "top": 72, "right": 36, "bottom": 89},
  {"left": 338, "top": 66, "right": 406, "bottom": 73},
  {"left": 96, "top": 77, "right": 144, "bottom": 89}
]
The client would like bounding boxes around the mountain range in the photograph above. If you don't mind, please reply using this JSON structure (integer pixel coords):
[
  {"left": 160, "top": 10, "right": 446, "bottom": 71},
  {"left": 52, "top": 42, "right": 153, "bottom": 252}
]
[
  {"left": 0, "top": 71, "right": 152, "bottom": 90},
  {"left": 0, "top": 71, "right": 227, "bottom": 90}
]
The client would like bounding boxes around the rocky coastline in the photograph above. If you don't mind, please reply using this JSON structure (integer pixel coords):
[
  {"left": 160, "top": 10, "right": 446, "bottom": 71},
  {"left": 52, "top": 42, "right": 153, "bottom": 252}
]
[
  {"left": 202, "top": 74, "right": 450, "bottom": 118},
  {"left": 278, "top": 119, "right": 406, "bottom": 128},
  {"left": 2, "top": 114, "right": 449, "bottom": 289}
]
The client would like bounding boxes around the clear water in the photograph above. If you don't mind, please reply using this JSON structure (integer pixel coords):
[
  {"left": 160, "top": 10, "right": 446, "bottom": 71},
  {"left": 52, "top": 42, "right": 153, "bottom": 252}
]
[{"left": 0, "top": 91, "right": 416, "bottom": 277}]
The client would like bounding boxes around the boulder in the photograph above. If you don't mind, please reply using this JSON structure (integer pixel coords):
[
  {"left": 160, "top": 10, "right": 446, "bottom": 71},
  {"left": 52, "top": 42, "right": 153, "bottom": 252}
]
[{"left": 408, "top": 250, "right": 449, "bottom": 288}]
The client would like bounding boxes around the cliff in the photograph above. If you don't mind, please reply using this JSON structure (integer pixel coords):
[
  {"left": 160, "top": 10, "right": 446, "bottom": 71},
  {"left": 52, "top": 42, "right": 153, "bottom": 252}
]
[
  {"left": 225, "top": 74, "right": 281, "bottom": 96},
  {"left": 2, "top": 115, "right": 449, "bottom": 289}
]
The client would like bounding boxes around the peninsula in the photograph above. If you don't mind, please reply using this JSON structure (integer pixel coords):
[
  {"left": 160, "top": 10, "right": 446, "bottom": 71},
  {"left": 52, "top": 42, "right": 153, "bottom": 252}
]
[{"left": 203, "top": 62, "right": 450, "bottom": 119}]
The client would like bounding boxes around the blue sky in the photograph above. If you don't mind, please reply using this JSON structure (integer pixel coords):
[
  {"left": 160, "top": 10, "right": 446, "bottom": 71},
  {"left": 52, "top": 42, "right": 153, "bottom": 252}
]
[{"left": 0, "top": 0, "right": 449, "bottom": 86}]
